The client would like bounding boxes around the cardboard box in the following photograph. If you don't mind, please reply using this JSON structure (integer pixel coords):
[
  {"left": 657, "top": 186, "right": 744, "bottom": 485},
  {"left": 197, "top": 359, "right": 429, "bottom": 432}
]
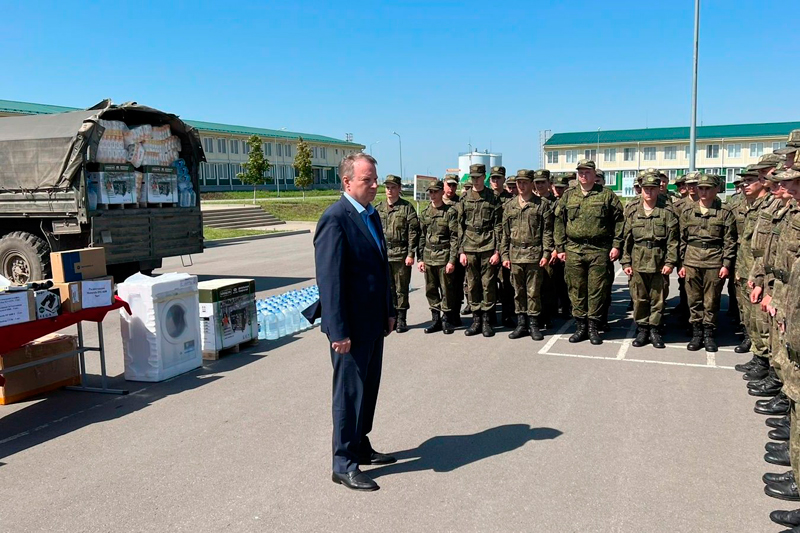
[
  {"left": 52, "top": 277, "right": 114, "bottom": 313},
  {"left": 0, "top": 290, "right": 36, "bottom": 327},
  {"left": 50, "top": 247, "right": 107, "bottom": 283},
  {"left": 142, "top": 165, "right": 178, "bottom": 204},
  {"left": 198, "top": 279, "right": 257, "bottom": 354},
  {"left": 87, "top": 163, "right": 138, "bottom": 205},
  {"left": 34, "top": 289, "right": 60, "bottom": 319},
  {"left": 0, "top": 334, "right": 79, "bottom": 404}
]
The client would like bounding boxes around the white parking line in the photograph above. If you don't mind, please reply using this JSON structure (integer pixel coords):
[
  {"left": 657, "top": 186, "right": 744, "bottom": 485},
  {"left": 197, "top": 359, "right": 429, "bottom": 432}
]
[
  {"left": 538, "top": 320, "right": 573, "bottom": 354},
  {"left": 542, "top": 350, "right": 733, "bottom": 370},
  {"left": 616, "top": 321, "right": 638, "bottom": 360},
  {"left": 706, "top": 351, "right": 716, "bottom": 367}
]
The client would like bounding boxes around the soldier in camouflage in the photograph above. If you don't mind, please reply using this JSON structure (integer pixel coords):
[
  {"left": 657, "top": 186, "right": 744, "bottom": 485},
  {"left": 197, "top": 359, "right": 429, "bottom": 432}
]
[
  {"left": 443, "top": 173, "right": 466, "bottom": 325},
  {"left": 533, "top": 169, "right": 558, "bottom": 329},
  {"left": 455, "top": 163, "right": 503, "bottom": 337},
  {"left": 490, "top": 165, "right": 515, "bottom": 327},
  {"left": 501, "top": 169, "right": 555, "bottom": 341},
  {"left": 376, "top": 174, "right": 420, "bottom": 333},
  {"left": 678, "top": 173, "right": 737, "bottom": 352},
  {"left": 550, "top": 174, "right": 572, "bottom": 317},
  {"left": 621, "top": 172, "right": 680, "bottom": 349},
  {"left": 554, "top": 159, "right": 624, "bottom": 345},
  {"left": 417, "top": 180, "right": 459, "bottom": 335},
  {"left": 504, "top": 175, "right": 518, "bottom": 197}
]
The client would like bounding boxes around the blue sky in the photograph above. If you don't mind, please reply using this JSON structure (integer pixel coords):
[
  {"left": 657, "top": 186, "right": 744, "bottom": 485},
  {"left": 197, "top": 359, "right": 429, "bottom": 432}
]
[{"left": 1, "top": 1, "right": 792, "bottom": 178}]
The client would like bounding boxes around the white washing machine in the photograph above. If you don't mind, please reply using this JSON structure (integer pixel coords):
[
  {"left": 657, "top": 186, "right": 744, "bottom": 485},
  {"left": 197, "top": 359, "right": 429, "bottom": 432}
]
[{"left": 118, "top": 272, "right": 201, "bottom": 382}]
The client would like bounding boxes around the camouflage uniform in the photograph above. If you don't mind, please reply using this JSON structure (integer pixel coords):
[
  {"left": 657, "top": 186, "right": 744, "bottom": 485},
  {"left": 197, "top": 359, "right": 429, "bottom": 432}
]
[
  {"left": 501, "top": 169, "right": 555, "bottom": 339},
  {"left": 455, "top": 164, "right": 503, "bottom": 336},
  {"left": 491, "top": 166, "right": 515, "bottom": 326},
  {"left": 621, "top": 174, "right": 680, "bottom": 340},
  {"left": 554, "top": 160, "right": 624, "bottom": 342},
  {"left": 672, "top": 173, "right": 699, "bottom": 322},
  {"left": 443, "top": 174, "right": 466, "bottom": 318},
  {"left": 778, "top": 254, "right": 800, "bottom": 489},
  {"left": 678, "top": 174, "right": 737, "bottom": 350},
  {"left": 375, "top": 175, "right": 420, "bottom": 318},
  {"left": 533, "top": 169, "right": 558, "bottom": 327},
  {"left": 550, "top": 174, "right": 572, "bottom": 317}
]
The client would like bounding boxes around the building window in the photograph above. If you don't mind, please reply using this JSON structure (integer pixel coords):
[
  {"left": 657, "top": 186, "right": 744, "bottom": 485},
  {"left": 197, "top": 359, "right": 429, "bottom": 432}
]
[
  {"left": 773, "top": 141, "right": 786, "bottom": 152},
  {"left": 623, "top": 148, "right": 636, "bottom": 162},
  {"left": 321, "top": 147, "right": 326, "bottom": 159},
  {"left": 664, "top": 146, "right": 677, "bottom": 160},
  {"left": 285, "top": 144, "right": 292, "bottom": 158},
  {"left": 726, "top": 168, "right": 737, "bottom": 183},
  {"left": 230, "top": 140, "right": 239, "bottom": 155},
  {"left": 263, "top": 143, "right": 272, "bottom": 157},
  {"left": 335, "top": 149, "right": 339, "bottom": 156},
  {"left": 565, "top": 150, "right": 577, "bottom": 164},
  {"left": 243, "top": 141, "right": 250, "bottom": 155},
  {"left": 706, "top": 144, "right": 719, "bottom": 159},
  {"left": 605, "top": 171, "right": 618, "bottom": 187},
  {"left": 727, "top": 143, "right": 741, "bottom": 158},
  {"left": 750, "top": 142, "right": 764, "bottom": 158},
  {"left": 643, "top": 147, "right": 656, "bottom": 161},
  {"left": 217, "top": 139, "right": 227, "bottom": 154},
  {"left": 277, "top": 143, "right": 282, "bottom": 157},
  {"left": 203, "top": 137, "right": 214, "bottom": 154},
  {"left": 684, "top": 145, "right": 690, "bottom": 159},
  {"left": 603, "top": 148, "right": 616, "bottom": 162},
  {"left": 546, "top": 150, "right": 559, "bottom": 164},
  {"left": 583, "top": 149, "right": 597, "bottom": 161},
  {"left": 667, "top": 169, "right": 677, "bottom": 179}
]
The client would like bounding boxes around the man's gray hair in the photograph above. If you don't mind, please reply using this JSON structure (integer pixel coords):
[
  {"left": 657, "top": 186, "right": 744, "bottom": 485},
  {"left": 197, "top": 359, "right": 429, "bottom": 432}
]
[{"left": 339, "top": 152, "right": 378, "bottom": 188}]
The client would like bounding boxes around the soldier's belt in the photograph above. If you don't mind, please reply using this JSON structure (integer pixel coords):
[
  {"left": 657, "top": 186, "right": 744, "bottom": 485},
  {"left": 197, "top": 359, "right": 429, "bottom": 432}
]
[
  {"left": 466, "top": 223, "right": 494, "bottom": 232},
  {"left": 511, "top": 241, "right": 541, "bottom": 248},
  {"left": 687, "top": 239, "right": 722, "bottom": 249},
  {"left": 386, "top": 241, "right": 406, "bottom": 248},
  {"left": 568, "top": 236, "right": 611, "bottom": 247},
  {"left": 428, "top": 243, "right": 450, "bottom": 251},
  {"left": 633, "top": 240, "right": 665, "bottom": 249}
]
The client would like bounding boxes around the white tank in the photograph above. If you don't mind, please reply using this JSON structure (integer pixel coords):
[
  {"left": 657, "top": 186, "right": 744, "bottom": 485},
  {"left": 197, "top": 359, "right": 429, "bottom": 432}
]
[
  {"left": 458, "top": 152, "right": 494, "bottom": 179},
  {"left": 489, "top": 154, "right": 503, "bottom": 170}
]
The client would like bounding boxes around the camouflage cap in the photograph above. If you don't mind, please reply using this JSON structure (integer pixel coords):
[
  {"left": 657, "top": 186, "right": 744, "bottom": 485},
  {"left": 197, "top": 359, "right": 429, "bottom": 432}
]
[
  {"left": 736, "top": 164, "right": 759, "bottom": 177},
  {"left": 697, "top": 173, "right": 719, "bottom": 188},
  {"left": 490, "top": 165, "right": 506, "bottom": 178},
  {"left": 533, "top": 169, "right": 551, "bottom": 181},
  {"left": 562, "top": 171, "right": 576, "bottom": 179},
  {"left": 774, "top": 130, "right": 800, "bottom": 154},
  {"left": 469, "top": 163, "right": 486, "bottom": 177},
  {"left": 595, "top": 169, "right": 605, "bottom": 180},
  {"left": 576, "top": 158, "right": 596, "bottom": 170},
  {"left": 463, "top": 182, "right": 473, "bottom": 189},
  {"left": 641, "top": 173, "right": 661, "bottom": 187},
  {"left": 384, "top": 174, "right": 402, "bottom": 186},
  {"left": 751, "top": 152, "right": 783, "bottom": 170},
  {"left": 505, "top": 175, "right": 517, "bottom": 186},
  {"left": 674, "top": 175, "right": 687, "bottom": 185},
  {"left": 684, "top": 171, "right": 701, "bottom": 185},
  {"left": 514, "top": 169, "right": 535, "bottom": 181},
  {"left": 444, "top": 173, "right": 460, "bottom": 184},
  {"left": 426, "top": 179, "right": 444, "bottom": 191},
  {"left": 636, "top": 169, "right": 647, "bottom": 184},
  {"left": 731, "top": 175, "right": 744, "bottom": 185},
  {"left": 553, "top": 174, "right": 570, "bottom": 187},
  {"left": 775, "top": 169, "right": 800, "bottom": 181}
]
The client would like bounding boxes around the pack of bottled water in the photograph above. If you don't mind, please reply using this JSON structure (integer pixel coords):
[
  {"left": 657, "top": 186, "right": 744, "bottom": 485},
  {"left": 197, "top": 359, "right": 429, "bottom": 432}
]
[{"left": 256, "top": 285, "right": 320, "bottom": 341}]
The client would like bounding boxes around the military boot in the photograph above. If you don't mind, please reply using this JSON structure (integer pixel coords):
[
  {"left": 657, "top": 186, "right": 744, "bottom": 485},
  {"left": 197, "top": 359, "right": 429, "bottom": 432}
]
[
  {"left": 735, "top": 354, "right": 767, "bottom": 372},
  {"left": 396, "top": 309, "right": 408, "bottom": 333},
  {"left": 424, "top": 310, "right": 442, "bottom": 334},
  {"left": 703, "top": 325, "right": 718, "bottom": 352},
  {"left": 449, "top": 311, "right": 463, "bottom": 327},
  {"left": 588, "top": 319, "right": 603, "bottom": 345},
  {"left": 687, "top": 323, "right": 704, "bottom": 351},
  {"left": 569, "top": 319, "right": 588, "bottom": 343},
  {"left": 764, "top": 470, "right": 794, "bottom": 484},
  {"left": 650, "top": 328, "right": 665, "bottom": 349},
  {"left": 734, "top": 332, "right": 752, "bottom": 354},
  {"left": 770, "top": 509, "right": 800, "bottom": 528},
  {"left": 529, "top": 316, "right": 544, "bottom": 341},
  {"left": 482, "top": 313, "right": 495, "bottom": 337},
  {"left": 508, "top": 314, "right": 528, "bottom": 339},
  {"left": 744, "top": 364, "right": 770, "bottom": 381},
  {"left": 441, "top": 313, "right": 454, "bottom": 335},
  {"left": 755, "top": 392, "right": 791, "bottom": 416},
  {"left": 770, "top": 425, "right": 791, "bottom": 442},
  {"left": 632, "top": 327, "right": 649, "bottom": 348},
  {"left": 465, "top": 311, "right": 482, "bottom": 336}
]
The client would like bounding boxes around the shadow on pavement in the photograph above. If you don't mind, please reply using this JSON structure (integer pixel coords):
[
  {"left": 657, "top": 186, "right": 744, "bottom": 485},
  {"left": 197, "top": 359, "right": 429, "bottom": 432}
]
[{"left": 367, "top": 424, "right": 562, "bottom": 479}]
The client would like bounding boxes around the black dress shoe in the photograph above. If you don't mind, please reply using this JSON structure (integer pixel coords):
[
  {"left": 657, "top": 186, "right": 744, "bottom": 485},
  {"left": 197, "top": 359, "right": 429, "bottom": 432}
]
[
  {"left": 735, "top": 355, "right": 762, "bottom": 372},
  {"left": 771, "top": 426, "right": 792, "bottom": 441},
  {"left": 766, "top": 447, "right": 792, "bottom": 467},
  {"left": 744, "top": 366, "right": 770, "bottom": 381},
  {"left": 766, "top": 480, "right": 800, "bottom": 501},
  {"left": 764, "top": 470, "right": 795, "bottom": 485},
  {"left": 768, "top": 416, "right": 791, "bottom": 429},
  {"left": 734, "top": 337, "right": 752, "bottom": 354},
  {"left": 756, "top": 394, "right": 791, "bottom": 416},
  {"left": 358, "top": 450, "right": 397, "bottom": 465},
  {"left": 767, "top": 441, "right": 789, "bottom": 454},
  {"left": 771, "top": 509, "right": 800, "bottom": 528},
  {"left": 751, "top": 384, "right": 784, "bottom": 397},
  {"left": 332, "top": 469, "right": 379, "bottom": 491}
]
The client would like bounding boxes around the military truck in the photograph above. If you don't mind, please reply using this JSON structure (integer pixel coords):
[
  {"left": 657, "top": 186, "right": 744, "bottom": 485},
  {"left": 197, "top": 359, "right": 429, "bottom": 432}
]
[{"left": 0, "top": 101, "right": 205, "bottom": 284}]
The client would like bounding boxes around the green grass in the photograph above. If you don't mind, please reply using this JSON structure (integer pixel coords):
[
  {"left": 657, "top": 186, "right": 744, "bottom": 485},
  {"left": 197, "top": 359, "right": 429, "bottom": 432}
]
[
  {"left": 202, "top": 186, "right": 388, "bottom": 201},
  {"left": 203, "top": 227, "right": 280, "bottom": 241},
  {"left": 260, "top": 199, "right": 339, "bottom": 221}
]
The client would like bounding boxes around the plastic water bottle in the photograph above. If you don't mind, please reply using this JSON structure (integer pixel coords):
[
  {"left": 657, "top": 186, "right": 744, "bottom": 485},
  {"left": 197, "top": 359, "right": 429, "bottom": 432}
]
[
  {"left": 284, "top": 298, "right": 299, "bottom": 334},
  {"left": 266, "top": 307, "right": 279, "bottom": 340},
  {"left": 273, "top": 305, "right": 286, "bottom": 338},
  {"left": 258, "top": 308, "right": 267, "bottom": 340}
]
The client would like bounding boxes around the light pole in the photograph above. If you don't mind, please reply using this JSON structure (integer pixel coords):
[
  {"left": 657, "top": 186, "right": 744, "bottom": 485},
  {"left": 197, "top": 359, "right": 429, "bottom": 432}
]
[
  {"left": 689, "top": 0, "right": 700, "bottom": 171},
  {"left": 370, "top": 140, "right": 380, "bottom": 155},
  {"left": 392, "top": 131, "right": 403, "bottom": 183}
]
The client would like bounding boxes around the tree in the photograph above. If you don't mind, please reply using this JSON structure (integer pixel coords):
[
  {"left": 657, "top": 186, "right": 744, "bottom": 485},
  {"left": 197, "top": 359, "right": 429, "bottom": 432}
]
[
  {"left": 293, "top": 137, "right": 313, "bottom": 200},
  {"left": 237, "top": 135, "right": 271, "bottom": 204}
]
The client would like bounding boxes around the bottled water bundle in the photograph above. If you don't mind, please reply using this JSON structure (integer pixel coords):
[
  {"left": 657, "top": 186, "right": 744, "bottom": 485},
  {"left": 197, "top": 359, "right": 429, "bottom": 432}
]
[{"left": 256, "top": 285, "right": 320, "bottom": 341}]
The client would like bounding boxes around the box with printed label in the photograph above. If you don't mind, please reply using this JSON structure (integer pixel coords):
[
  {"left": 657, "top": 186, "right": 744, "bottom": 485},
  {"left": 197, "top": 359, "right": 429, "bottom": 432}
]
[
  {"left": 198, "top": 279, "right": 257, "bottom": 355},
  {"left": 53, "top": 281, "right": 82, "bottom": 313},
  {"left": 142, "top": 165, "right": 178, "bottom": 204},
  {"left": 0, "top": 290, "right": 36, "bottom": 327},
  {"left": 87, "top": 163, "right": 137, "bottom": 205},
  {"left": 34, "top": 289, "right": 61, "bottom": 319},
  {"left": 50, "top": 247, "right": 107, "bottom": 283},
  {"left": 0, "top": 334, "right": 79, "bottom": 404},
  {"left": 52, "top": 277, "right": 114, "bottom": 313}
]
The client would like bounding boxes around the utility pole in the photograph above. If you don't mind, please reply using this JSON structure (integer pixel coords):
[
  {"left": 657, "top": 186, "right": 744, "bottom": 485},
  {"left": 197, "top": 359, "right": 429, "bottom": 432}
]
[
  {"left": 392, "top": 131, "right": 403, "bottom": 182},
  {"left": 689, "top": 0, "right": 700, "bottom": 171}
]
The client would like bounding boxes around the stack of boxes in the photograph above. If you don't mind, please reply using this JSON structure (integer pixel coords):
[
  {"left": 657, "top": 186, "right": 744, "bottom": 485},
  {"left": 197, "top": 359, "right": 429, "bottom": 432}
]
[{"left": 50, "top": 247, "right": 114, "bottom": 313}]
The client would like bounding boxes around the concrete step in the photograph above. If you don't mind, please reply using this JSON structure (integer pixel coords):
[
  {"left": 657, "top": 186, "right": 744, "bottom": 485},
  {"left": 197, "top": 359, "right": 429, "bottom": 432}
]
[
  {"left": 201, "top": 207, "right": 264, "bottom": 217},
  {"left": 205, "top": 220, "right": 286, "bottom": 229},
  {"left": 203, "top": 212, "right": 282, "bottom": 223}
]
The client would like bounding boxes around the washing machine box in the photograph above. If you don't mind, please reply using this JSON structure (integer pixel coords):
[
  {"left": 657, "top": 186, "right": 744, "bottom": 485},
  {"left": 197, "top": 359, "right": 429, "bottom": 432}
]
[{"left": 198, "top": 279, "right": 257, "bottom": 354}]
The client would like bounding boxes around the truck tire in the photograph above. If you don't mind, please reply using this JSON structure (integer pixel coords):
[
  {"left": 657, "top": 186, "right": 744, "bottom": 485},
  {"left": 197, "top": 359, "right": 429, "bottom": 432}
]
[{"left": 0, "top": 231, "right": 50, "bottom": 285}]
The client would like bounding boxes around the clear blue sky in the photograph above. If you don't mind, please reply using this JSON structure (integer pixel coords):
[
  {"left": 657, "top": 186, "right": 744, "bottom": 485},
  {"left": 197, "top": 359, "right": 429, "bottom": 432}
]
[{"left": 1, "top": 1, "right": 792, "bottom": 179}]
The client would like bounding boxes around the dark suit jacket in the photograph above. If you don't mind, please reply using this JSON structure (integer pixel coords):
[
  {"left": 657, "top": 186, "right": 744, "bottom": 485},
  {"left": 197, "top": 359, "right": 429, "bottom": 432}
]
[{"left": 308, "top": 195, "right": 394, "bottom": 343}]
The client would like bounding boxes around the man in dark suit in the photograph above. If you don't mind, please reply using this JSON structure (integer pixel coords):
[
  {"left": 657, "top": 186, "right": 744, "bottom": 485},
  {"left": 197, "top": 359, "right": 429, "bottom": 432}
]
[{"left": 312, "top": 152, "right": 397, "bottom": 491}]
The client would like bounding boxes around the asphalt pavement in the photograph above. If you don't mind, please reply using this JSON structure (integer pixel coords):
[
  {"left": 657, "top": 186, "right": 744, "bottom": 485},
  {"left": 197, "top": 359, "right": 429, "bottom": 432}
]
[{"left": 0, "top": 233, "right": 786, "bottom": 532}]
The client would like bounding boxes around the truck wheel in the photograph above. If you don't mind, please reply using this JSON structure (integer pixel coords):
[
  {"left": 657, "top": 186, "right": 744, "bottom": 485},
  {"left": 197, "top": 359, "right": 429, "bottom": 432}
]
[{"left": 0, "top": 231, "right": 50, "bottom": 285}]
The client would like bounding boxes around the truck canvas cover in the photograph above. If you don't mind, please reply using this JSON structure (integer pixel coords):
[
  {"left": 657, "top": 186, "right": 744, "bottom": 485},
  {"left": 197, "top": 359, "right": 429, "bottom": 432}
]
[{"left": 0, "top": 100, "right": 204, "bottom": 192}]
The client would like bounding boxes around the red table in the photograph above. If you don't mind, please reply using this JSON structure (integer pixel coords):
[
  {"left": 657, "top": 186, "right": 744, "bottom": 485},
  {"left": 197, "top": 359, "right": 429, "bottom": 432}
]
[{"left": 0, "top": 297, "right": 131, "bottom": 395}]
